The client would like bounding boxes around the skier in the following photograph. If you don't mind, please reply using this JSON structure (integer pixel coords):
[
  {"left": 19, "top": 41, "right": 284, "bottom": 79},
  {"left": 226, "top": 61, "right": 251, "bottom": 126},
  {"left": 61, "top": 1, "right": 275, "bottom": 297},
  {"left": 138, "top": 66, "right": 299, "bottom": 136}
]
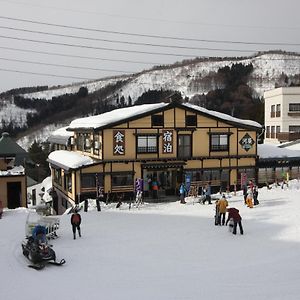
[
  {"left": 225, "top": 207, "right": 243, "bottom": 235},
  {"left": 71, "top": 207, "right": 82, "bottom": 240},
  {"left": 202, "top": 182, "right": 212, "bottom": 204},
  {"left": 216, "top": 194, "right": 228, "bottom": 225}
]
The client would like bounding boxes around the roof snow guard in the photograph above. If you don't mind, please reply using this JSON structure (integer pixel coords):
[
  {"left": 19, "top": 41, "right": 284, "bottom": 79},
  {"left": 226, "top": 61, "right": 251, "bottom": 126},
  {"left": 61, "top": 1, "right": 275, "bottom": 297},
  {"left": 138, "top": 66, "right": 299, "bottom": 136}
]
[{"left": 47, "top": 150, "right": 95, "bottom": 171}]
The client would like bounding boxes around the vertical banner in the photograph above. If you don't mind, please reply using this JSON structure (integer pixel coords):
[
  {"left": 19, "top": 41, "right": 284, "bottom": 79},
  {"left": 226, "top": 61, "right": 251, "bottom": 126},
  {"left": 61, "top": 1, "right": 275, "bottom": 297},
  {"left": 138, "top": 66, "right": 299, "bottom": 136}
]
[
  {"left": 185, "top": 174, "right": 191, "bottom": 193},
  {"left": 162, "top": 130, "right": 173, "bottom": 154},
  {"left": 241, "top": 172, "right": 248, "bottom": 187},
  {"left": 135, "top": 178, "right": 144, "bottom": 193},
  {"left": 113, "top": 130, "right": 125, "bottom": 156}
]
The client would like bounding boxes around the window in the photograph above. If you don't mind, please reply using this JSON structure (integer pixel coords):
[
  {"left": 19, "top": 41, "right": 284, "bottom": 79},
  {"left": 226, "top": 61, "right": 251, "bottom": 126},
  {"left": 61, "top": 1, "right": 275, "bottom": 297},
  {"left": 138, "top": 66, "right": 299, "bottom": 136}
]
[
  {"left": 76, "top": 133, "right": 91, "bottom": 152},
  {"left": 276, "top": 126, "right": 280, "bottom": 137},
  {"left": 289, "top": 126, "right": 300, "bottom": 133},
  {"left": 53, "top": 168, "right": 62, "bottom": 186},
  {"left": 210, "top": 134, "right": 229, "bottom": 151},
  {"left": 178, "top": 135, "right": 191, "bottom": 158},
  {"left": 265, "top": 126, "right": 270, "bottom": 138},
  {"left": 271, "top": 105, "right": 275, "bottom": 118},
  {"left": 289, "top": 103, "right": 300, "bottom": 112},
  {"left": 112, "top": 173, "right": 133, "bottom": 186},
  {"left": 137, "top": 135, "right": 157, "bottom": 153},
  {"left": 186, "top": 115, "right": 197, "bottom": 127},
  {"left": 64, "top": 173, "right": 72, "bottom": 193},
  {"left": 81, "top": 173, "right": 104, "bottom": 188},
  {"left": 276, "top": 104, "right": 281, "bottom": 117},
  {"left": 271, "top": 126, "right": 275, "bottom": 138},
  {"left": 151, "top": 115, "right": 164, "bottom": 126}
]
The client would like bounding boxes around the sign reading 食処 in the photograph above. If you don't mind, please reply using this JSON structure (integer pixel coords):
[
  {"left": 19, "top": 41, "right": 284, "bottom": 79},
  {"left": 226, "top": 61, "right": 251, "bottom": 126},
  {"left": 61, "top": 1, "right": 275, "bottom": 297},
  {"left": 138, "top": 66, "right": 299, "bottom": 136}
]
[{"left": 113, "top": 130, "right": 125, "bottom": 155}]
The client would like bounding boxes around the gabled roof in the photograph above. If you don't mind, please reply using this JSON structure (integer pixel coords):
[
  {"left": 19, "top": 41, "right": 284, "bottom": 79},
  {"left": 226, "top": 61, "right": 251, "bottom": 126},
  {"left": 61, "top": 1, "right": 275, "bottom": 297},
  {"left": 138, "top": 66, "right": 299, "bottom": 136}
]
[
  {"left": 0, "top": 132, "right": 27, "bottom": 157},
  {"left": 47, "top": 150, "right": 96, "bottom": 171},
  {"left": 48, "top": 126, "right": 74, "bottom": 146},
  {"left": 67, "top": 101, "right": 262, "bottom": 131}
]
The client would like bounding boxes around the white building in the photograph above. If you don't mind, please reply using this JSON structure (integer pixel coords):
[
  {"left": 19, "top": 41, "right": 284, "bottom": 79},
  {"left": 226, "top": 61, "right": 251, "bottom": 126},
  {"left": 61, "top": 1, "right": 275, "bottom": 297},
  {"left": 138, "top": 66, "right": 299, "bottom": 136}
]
[{"left": 264, "top": 87, "right": 300, "bottom": 144}]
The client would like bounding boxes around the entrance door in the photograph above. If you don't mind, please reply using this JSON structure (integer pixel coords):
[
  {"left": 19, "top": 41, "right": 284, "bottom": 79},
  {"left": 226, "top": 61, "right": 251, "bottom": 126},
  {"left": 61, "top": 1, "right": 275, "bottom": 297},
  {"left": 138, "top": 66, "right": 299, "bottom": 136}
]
[
  {"left": 143, "top": 169, "right": 179, "bottom": 197},
  {"left": 7, "top": 182, "right": 21, "bottom": 209}
]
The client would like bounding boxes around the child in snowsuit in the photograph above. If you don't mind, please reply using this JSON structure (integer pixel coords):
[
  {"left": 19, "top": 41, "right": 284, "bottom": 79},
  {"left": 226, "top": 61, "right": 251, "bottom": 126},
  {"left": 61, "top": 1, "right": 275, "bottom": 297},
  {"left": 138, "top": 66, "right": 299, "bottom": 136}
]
[
  {"left": 253, "top": 185, "right": 259, "bottom": 205},
  {"left": 226, "top": 207, "right": 243, "bottom": 235},
  {"left": 71, "top": 208, "right": 82, "bottom": 240},
  {"left": 246, "top": 187, "right": 254, "bottom": 208}
]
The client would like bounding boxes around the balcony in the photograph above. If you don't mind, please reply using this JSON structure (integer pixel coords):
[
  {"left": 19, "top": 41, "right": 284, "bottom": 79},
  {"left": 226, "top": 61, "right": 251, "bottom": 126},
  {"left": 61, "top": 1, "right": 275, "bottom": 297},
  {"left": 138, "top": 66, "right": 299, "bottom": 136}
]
[{"left": 276, "top": 132, "right": 300, "bottom": 142}]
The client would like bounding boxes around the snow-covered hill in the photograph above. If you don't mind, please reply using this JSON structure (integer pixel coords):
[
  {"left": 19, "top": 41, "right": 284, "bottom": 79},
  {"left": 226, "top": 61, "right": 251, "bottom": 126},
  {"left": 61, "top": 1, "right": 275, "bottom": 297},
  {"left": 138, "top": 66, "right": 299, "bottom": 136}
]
[
  {"left": 21, "top": 52, "right": 300, "bottom": 101},
  {"left": 2, "top": 182, "right": 300, "bottom": 300},
  {"left": 2, "top": 51, "right": 300, "bottom": 149}
]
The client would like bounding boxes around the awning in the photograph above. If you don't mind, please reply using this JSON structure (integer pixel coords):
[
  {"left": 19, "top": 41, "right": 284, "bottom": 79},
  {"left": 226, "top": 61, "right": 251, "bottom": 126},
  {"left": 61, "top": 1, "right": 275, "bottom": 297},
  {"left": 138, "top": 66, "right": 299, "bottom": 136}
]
[{"left": 142, "top": 162, "right": 186, "bottom": 170}]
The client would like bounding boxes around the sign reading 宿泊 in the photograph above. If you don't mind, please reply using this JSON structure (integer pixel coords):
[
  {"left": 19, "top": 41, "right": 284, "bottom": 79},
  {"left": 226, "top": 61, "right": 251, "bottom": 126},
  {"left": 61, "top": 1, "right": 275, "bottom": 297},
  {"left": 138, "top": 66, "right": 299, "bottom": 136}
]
[
  {"left": 113, "top": 130, "right": 125, "bottom": 155},
  {"left": 239, "top": 133, "right": 254, "bottom": 151},
  {"left": 162, "top": 130, "right": 173, "bottom": 154}
]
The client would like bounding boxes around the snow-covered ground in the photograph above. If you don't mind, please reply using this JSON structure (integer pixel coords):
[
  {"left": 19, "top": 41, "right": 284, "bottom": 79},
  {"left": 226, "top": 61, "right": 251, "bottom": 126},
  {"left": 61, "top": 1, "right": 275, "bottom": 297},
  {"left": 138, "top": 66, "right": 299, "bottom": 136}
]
[{"left": 2, "top": 182, "right": 300, "bottom": 300}]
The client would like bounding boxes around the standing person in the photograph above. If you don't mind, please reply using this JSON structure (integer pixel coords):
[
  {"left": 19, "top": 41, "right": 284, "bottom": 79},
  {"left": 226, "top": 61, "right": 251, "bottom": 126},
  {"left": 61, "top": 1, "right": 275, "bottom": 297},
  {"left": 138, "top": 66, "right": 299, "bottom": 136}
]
[
  {"left": 151, "top": 178, "right": 159, "bottom": 199},
  {"left": 246, "top": 186, "right": 254, "bottom": 208},
  {"left": 203, "top": 182, "right": 212, "bottom": 204},
  {"left": 179, "top": 182, "right": 187, "bottom": 204},
  {"left": 226, "top": 207, "right": 243, "bottom": 235},
  {"left": 253, "top": 185, "right": 259, "bottom": 205},
  {"left": 147, "top": 175, "right": 152, "bottom": 198},
  {"left": 216, "top": 194, "right": 228, "bottom": 225},
  {"left": 243, "top": 185, "right": 248, "bottom": 204},
  {"left": 71, "top": 207, "right": 82, "bottom": 240}
]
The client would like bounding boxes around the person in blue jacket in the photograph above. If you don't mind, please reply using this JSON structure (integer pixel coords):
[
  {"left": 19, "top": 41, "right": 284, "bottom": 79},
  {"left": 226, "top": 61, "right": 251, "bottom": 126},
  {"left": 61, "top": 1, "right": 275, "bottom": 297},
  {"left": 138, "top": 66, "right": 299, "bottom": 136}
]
[{"left": 179, "top": 183, "right": 187, "bottom": 204}]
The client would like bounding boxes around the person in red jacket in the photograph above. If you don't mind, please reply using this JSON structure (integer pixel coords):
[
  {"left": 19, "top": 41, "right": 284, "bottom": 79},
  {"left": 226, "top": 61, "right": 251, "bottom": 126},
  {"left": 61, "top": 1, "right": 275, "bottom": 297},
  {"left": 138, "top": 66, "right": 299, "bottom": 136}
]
[
  {"left": 225, "top": 207, "right": 243, "bottom": 235},
  {"left": 71, "top": 207, "right": 82, "bottom": 240}
]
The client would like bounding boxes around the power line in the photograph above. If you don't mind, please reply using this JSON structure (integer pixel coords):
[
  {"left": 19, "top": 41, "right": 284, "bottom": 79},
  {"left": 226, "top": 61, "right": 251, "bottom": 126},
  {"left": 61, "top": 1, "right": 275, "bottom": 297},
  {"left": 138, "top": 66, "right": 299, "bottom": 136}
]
[
  {"left": 0, "top": 15, "right": 298, "bottom": 47},
  {"left": 0, "top": 67, "right": 95, "bottom": 80},
  {"left": 0, "top": 25, "right": 264, "bottom": 51},
  {"left": 0, "top": 57, "right": 134, "bottom": 73},
  {"left": 0, "top": 34, "right": 257, "bottom": 57},
  {"left": 0, "top": 46, "right": 158, "bottom": 65}
]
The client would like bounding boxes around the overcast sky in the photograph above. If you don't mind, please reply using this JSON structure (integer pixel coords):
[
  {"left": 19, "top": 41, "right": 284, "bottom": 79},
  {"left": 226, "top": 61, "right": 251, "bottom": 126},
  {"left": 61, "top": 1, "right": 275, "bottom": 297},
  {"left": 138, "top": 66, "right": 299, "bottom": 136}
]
[{"left": 1, "top": 0, "right": 300, "bottom": 92}]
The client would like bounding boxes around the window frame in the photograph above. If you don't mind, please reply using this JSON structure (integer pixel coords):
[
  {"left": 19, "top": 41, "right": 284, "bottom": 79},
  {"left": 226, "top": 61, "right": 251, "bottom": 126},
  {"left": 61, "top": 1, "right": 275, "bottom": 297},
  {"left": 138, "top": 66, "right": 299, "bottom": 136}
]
[
  {"left": 186, "top": 115, "right": 197, "bottom": 127},
  {"left": 210, "top": 134, "right": 229, "bottom": 152},
  {"left": 177, "top": 134, "right": 192, "bottom": 158},
  {"left": 151, "top": 115, "right": 164, "bottom": 127},
  {"left": 137, "top": 135, "right": 158, "bottom": 153}
]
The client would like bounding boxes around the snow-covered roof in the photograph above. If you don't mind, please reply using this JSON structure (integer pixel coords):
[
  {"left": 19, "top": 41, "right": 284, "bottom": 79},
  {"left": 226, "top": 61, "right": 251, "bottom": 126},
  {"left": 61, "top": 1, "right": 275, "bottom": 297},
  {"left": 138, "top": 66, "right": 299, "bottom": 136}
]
[
  {"left": 182, "top": 103, "right": 262, "bottom": 129},
  {"left": 68, "top": 103, "right": 169, "bottom": 130},
  {"left": 48, "top": 126, "right": 74, "bottom": 146},
  {"left": 48, "top": 150, "right": 95, "bottom": 170},
  {"left": 0, "top": 165, "right": 25, "bottom": 176},
  {"left": 258, "top": 143, "right": 300, "bottom": 159},
  {"left": 68, "top": 102, "right": 262, "bottom": 131}
]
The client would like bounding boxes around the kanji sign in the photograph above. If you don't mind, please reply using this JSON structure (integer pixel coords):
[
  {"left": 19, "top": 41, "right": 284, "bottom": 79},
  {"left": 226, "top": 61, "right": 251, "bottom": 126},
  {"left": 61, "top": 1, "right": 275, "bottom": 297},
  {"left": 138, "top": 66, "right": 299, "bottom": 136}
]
[
  {"left": 113, "top": 130, "right": 125, "bottom": 155},
  {"left": 162, "top": 130, "right": 173, "bottom": 154},
  {"left": 239, "top": 133, "right": 254, "bottom": 152}
]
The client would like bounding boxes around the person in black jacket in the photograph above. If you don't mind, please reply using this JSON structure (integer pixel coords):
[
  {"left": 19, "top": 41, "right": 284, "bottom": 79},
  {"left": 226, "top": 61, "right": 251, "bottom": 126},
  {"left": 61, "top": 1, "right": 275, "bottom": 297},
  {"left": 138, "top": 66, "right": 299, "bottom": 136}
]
[{"left": 71, "top": 207, "right": 82, "bottom": 240}]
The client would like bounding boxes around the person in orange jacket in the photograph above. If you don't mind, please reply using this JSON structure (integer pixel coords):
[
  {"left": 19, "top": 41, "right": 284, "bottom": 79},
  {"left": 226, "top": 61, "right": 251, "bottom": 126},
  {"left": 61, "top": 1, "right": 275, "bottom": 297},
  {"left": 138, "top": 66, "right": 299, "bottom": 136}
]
[{"left": 216, "top": 194, "right": 228, "bottom": 225}]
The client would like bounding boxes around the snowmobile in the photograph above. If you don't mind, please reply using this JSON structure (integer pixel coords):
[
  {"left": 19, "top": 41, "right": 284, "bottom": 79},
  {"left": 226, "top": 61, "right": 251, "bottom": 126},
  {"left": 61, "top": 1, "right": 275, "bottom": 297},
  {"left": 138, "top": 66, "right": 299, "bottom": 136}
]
[{"left": 22, "top": 225, "right": 65, "bottom": 270}]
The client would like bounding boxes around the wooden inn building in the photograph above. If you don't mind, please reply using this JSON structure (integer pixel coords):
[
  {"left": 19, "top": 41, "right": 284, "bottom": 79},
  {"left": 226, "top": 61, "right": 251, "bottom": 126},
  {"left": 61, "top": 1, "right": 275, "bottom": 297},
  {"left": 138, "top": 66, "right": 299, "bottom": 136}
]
[{"left": 47, "top": 100, "right": 262, "bottom": 214}]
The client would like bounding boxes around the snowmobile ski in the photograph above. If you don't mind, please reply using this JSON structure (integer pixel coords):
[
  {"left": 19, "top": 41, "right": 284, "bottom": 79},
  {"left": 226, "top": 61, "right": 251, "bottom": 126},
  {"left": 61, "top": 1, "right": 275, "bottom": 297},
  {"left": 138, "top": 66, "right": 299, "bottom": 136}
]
[
  {"left": 28, "top": 263, "right": 46, "bottom": 270},
  {"left": 47, "top": 259, "right": 66, "bottom": 266}
]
